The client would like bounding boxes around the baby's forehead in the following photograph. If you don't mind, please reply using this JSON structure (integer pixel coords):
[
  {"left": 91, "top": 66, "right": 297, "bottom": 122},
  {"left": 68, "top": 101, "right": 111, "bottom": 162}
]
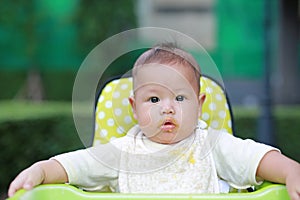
[
  {"left": 134, "top": 62, "right": 195, "bottom": 79},
  {"left": 133, "top": 62, "right": 196, "bottom": 78},
  {"left": 132, "top": 63, "right": 199, "bottom": 93}
]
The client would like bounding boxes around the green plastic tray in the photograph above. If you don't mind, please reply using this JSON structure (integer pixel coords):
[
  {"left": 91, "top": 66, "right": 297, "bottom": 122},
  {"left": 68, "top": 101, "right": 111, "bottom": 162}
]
[{"left": 8, "top": 183, "right": 289, "bottom": 200}]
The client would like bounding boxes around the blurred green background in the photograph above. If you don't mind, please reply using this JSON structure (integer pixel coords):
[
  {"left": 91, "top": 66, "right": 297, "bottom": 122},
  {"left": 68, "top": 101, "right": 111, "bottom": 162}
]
[{"left": 0, "top": 0, "right": 300, "bottom": 199}]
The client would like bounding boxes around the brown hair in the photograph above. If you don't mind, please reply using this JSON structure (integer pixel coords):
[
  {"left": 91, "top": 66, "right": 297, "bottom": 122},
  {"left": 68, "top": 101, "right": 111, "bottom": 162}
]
[{"left": 132, "top": 43, "right": 201, "bottom": 91}]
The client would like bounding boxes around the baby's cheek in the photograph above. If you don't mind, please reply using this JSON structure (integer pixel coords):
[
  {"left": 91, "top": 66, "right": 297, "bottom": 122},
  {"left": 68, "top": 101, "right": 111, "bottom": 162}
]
[
  {"left": 182, "top": 105, "right": 198, "bottom": 124},
  {"left": 138, "top": 112, "right": 151, "bottom": 126},
  {"left": 137, "top": 105, "right": 158, "bottom": 127}
]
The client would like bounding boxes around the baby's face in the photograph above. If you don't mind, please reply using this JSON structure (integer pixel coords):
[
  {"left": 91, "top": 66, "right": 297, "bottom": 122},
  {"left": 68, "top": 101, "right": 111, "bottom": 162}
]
[{"left": 129, "top": 63, "right": 205, "bottom": 144}]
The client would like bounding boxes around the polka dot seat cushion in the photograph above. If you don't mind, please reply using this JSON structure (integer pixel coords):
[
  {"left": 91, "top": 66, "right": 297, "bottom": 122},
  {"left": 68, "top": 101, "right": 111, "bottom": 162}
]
[{"left": 94, "top": 76, "right": 233, "bottom": 145}]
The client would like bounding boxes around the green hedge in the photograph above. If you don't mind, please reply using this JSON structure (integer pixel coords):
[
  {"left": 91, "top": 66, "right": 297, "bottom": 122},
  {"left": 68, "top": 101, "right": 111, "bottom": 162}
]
[
  {"left": 233, "top": 106, "right": 300, "bottom": 162},
  {"left": 0, "top": 102, "right": 300, "bottom": 198},
  {"left": 0, "top": 101, "right": 84, "bottom": 198}
]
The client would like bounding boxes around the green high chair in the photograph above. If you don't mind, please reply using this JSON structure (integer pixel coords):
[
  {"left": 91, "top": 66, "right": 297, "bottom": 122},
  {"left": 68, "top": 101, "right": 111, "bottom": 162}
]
[{"left": 9, "top": 75, "right": 289, "bottom": 200}]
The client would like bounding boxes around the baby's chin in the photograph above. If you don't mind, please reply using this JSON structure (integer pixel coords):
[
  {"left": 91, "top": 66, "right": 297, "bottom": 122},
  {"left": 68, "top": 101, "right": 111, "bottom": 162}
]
[
  {"left": 141, "top": 124, "right": 196, "bottom": 144},
  {"left": 147, "top": 132, "right": 186, "bottom": 144}
]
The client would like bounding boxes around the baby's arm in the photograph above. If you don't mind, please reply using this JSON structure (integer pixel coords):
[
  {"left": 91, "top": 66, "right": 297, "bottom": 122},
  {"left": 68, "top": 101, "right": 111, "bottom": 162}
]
[
  {"left": 257, "top": 150, "right": 300, "bottom": 200},
  {"left": 8, "top": 159, "right": 68, "bottom": 197}
]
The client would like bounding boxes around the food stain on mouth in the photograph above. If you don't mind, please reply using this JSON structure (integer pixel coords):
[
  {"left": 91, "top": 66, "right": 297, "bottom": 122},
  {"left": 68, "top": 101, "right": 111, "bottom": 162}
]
[{"left": 161, "top": 119, "right": 177, "bottom": 132}]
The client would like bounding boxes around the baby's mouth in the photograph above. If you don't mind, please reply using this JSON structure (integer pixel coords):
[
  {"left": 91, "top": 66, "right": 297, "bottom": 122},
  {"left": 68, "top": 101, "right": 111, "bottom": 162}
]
[{"left": 161, "top": 119, "right": 177, "bottom": 132}]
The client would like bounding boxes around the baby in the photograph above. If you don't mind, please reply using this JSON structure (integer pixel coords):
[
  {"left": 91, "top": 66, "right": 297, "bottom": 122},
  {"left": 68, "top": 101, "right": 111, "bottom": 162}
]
[{"left": 8, "top": 44, "right": 300, "bottom": 199}]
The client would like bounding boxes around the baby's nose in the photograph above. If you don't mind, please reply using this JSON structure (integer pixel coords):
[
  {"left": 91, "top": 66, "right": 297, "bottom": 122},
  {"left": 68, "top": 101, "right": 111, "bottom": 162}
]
[{"left": 161, "top": 101, "right": 175, "bottom": 115}]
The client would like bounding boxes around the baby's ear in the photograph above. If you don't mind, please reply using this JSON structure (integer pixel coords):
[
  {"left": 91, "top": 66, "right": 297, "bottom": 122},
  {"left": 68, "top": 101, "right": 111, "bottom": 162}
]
[
  {"left": 128, "top": 96, "right": 137, "bottom": 119},
  {"left": 198, "top": 93, "right": 206, "bottom": 117}
]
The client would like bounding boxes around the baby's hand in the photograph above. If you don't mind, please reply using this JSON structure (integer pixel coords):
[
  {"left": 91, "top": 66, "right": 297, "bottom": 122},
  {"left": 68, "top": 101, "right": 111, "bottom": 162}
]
[
  {"left": 8, "top": 160, "right": 68, "bottom": 198},
  {"left": 285, "top": 165, "right": 300, "bottom": 200},
  {"left": 8, "top": 162, "right": 45, "bottom": 197}
]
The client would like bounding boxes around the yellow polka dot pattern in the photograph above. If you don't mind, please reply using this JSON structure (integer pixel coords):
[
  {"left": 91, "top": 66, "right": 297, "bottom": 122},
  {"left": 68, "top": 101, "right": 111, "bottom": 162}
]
[
  {"left": 200, "top": 76, "right": 232, "bottom": 134},
  {"left": 94, "top": 76, "right": 233, "bottom": 145}
]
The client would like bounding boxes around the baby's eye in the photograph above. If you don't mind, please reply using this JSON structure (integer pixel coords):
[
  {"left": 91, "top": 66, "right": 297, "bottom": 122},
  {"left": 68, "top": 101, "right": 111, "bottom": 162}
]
[
  {"left": 176, "top": 95, "right": 185, "bottom": 101},
  {"left": 149, "top": 97, "right": 160, "bottom": 103}
]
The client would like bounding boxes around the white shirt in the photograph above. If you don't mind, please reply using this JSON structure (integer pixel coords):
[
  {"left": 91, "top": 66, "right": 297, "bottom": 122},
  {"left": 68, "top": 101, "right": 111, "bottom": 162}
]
[{"left": 52, "top": 121, "right": 277, "bottom": 193}]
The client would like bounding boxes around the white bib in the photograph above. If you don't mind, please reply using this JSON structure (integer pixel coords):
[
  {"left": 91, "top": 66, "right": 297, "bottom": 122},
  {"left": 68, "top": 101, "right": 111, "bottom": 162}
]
[{"left": 118, "top": 124, "right": 220, "bottom": 193}]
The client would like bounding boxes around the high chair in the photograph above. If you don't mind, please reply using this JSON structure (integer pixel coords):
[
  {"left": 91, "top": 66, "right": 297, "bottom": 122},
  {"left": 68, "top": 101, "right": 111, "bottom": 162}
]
[{"left": 9, "top": 75, "right": 289, "bottom": 200}]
